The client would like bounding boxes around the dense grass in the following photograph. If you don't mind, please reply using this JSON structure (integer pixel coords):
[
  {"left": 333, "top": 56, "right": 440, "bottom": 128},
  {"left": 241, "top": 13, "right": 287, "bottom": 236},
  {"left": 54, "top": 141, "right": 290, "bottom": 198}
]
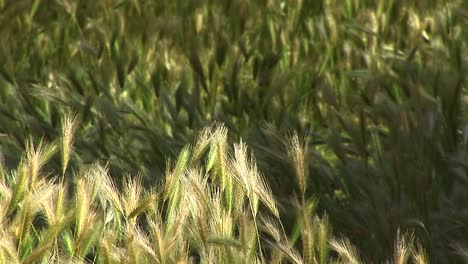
[
  {"left": 1, "top": 122, "right": 428, "bottom": 263},
  {"left": 0, "top": 0, "right": 467, "bottom": 262}
]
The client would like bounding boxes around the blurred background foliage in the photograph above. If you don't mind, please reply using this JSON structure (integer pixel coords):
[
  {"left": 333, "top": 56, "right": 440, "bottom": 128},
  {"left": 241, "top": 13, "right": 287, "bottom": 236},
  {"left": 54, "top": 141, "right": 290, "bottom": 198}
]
[{"left": 0, "top": 0, "right": 467, "bottom": 262}]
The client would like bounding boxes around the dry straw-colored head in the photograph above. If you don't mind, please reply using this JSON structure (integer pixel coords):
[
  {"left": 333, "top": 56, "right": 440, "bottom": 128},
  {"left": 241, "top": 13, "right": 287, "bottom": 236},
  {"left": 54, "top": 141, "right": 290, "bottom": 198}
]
[{"left": 61, "top": 113, "right": 78, "bottom": 177}]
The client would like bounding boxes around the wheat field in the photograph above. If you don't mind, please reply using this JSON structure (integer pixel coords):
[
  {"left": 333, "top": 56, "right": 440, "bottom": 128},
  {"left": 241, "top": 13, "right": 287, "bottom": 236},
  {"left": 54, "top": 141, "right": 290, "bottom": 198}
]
[{"left": 0, "top": 0, "right": 467, "bottom": 263}]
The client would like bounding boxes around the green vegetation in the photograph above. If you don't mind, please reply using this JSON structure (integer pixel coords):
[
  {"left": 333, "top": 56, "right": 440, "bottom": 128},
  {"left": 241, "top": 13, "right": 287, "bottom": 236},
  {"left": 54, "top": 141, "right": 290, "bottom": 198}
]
[
  {"left": 0, "top": 0, "right": 466, "bottom": 263},
  {"left": 0, "top": 123, "right": 428, "bottom": 263}
]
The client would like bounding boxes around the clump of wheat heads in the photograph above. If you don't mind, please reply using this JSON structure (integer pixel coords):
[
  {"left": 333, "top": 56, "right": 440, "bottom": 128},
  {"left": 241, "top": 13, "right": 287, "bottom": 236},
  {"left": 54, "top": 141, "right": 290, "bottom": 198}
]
[{"left": 0, "top": 121, "right": 429, "bottom": 263}]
